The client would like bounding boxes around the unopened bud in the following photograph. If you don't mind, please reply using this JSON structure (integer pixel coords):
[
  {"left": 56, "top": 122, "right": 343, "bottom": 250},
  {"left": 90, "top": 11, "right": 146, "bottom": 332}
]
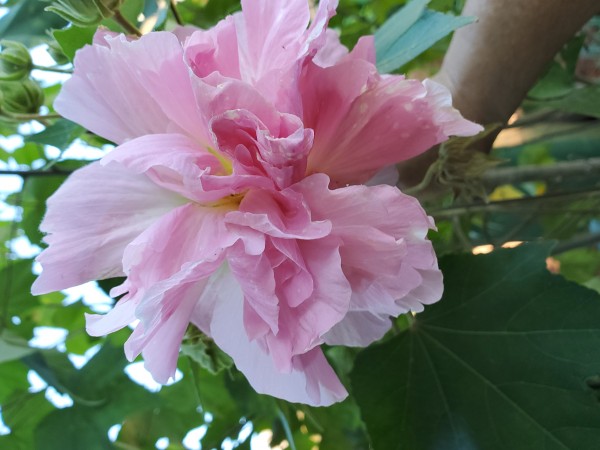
[
  {"left": 0, "top": 41, "right": 32, "bottom": 81},
  {"left": 45, "top": 0, "right": 124, "bottom": 27},
  {"left": 0, "top": 79, "right": 45, "bottom": 115}
]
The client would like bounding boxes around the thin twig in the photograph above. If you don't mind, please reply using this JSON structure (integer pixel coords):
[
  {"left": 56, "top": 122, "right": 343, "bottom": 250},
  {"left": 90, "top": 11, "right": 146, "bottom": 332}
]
[
  {"left": 0, "top": 112, "right": 62, "bottom": 122},
  {"left": 430, "top": 188, "right": 600, "bottom": 219},
  {"left": 169, "top": 0, "right": 183, "bottom": 25},
  {"left": 32, "top": 64, "right": 72, "bottom": 74},
  {"left": 552, "top": 232, "right": 600, "bottom": 255},
  {"left": 113, "top": 10, "right": 142, "bottom": 36},
  {"left": 483, "top": 157, "right": 600, "bottom": 189},
  {"left": 0, "top": 169, "right": 72, "bottom": 178}
]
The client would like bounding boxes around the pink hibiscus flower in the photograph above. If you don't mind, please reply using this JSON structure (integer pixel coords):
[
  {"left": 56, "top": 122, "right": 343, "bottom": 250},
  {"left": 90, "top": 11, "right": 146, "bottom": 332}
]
[{"left": 32, "top": 0, "right": 482, "bottom": 406}]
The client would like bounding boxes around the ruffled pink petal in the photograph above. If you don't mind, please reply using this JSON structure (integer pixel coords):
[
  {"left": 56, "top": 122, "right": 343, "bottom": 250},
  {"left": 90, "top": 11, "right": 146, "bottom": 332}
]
[
  {"left": 210, "top": 109, "right": 313, "bottom": 189},
  {"left": 172, "top": 25, "right": 202, "bottom": 44},
  {"left": 324, "top": 310, "right": 391, "bottom": 346},
  {"left": 312, "top": 29, "right": 348, "bottom": 67},
  {"left": 121, "top": 203, "right": 234, "bottom": 298},
  {"left": 236, "top": 0, "right": 310, "bottom": 86},
  {"left": 32, "top": 162, "right": 183, "bottom": 295},
  {"left": 86, "top": 203, "right": 239, "bottom": 385},
  {"left": 305, "top": 0, "right": 339, "bottom": 55},
  {"left": 185, "top": 16, "right": 241, "bottom": 79},
  {"left": 302, "top": 60, "right": 483, "bottom": 186},
  {"left": 262, "top": 239, "right": 351, "bottom": 371},
  {"left": 422, "top": 79, "right": 484, "bottom": 136},
  {"left": 224, "top": 187, "right": 333, "bottom": 344},
  {"left": 208, "top": 268, "right": 348, "bottom": 406},
  {"left": 226, "top": 187, "right": 350, "bottom": 371},
  {"left": 85, "top": 297, "right": 137, "bottom": 336},
  {"left": 56, "top": 32, "right": 209, "bottom": 145},
  {"left": 225, "top": 188, "right": 331, "bottom": 240},
  {"left": 292, "top": 174, "right": 442, "bottom": 347},
  {"left": 138, "top": 279, "right": 209, "bottom": 383}
]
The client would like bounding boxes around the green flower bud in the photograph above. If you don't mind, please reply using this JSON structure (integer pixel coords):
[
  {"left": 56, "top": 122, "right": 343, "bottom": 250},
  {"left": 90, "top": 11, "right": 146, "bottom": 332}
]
[
  {"left": 0, "top": 40, "right": 33, "bottom": 81},
  {"left": 0, "top": 79, "right": 45, "bottom": 115},
  {"left": 45, "top": 0, "right": 124, "bottom": 27}
]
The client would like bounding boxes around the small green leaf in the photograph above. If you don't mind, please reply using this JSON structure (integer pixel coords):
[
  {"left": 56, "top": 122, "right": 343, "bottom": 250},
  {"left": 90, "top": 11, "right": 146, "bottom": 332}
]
[
  {"left": 0, "top": 259, "right": 38, "bottom": 316},
  {"left": 19, "top": 175, "right": 66, "bottom": 245},
  {"left": 25, "top": 119, "right": 84, "bottom": 150},
  {"left": 10, "top": 142, "right": 44, "bottom": 165},
  {"left": 181, "top": 327, "right": 233, "bottom": 374},
  {"left": 52, "top": 26, "right": 96, "bottom": 62},
  {"left": 375, "top": 1, "right": 475, "bottom": 73},
  {"left": 0, "top": 331, "right": 34, "bottom": 363},
  {"left": 352, "top": 244, "right": 600, "bottom": 450}
]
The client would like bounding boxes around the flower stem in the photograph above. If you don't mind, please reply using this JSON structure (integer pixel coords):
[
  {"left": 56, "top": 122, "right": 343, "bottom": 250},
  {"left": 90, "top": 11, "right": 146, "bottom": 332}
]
[
  {"left": 170, "top": 0, "right": 183, "bottom": 25},
  {"left": 113, "top": 10, "right": 142, "bottom": 36},
  {"left": 32, "top": 64, "right": 72, "bottom": 74}
]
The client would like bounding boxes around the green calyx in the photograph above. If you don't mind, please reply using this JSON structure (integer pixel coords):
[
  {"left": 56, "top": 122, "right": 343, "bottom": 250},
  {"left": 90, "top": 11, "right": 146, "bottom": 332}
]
[
  {"left": 45, "top": 0, "right": 124, "bottom": 27},
  {"left": 0, "top": 41, "right": 33, "bottom": 82},
  {"left": 0, "top": 79, "right": 45, "bottom": 115}
]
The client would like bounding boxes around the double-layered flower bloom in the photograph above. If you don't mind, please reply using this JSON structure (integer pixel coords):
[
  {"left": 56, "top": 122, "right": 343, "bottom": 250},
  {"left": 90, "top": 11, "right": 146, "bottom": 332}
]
[{"left": 32, "top": 0, "right": 481, "bottom": 406}]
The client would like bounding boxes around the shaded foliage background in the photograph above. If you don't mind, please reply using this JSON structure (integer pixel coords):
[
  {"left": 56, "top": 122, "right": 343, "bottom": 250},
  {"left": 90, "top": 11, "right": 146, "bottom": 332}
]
[{"left": 0, "top": 1, "right": 599, "bottom": 449}]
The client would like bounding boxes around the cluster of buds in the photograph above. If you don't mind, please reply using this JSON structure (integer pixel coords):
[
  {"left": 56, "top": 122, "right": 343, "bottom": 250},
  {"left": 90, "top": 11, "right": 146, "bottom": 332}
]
[
  {"left": 0, "top": 79, "right": 45, "bottom": 115},
  {"left": 0, "top": 41, "right": 44, "bottom": 116},
  {"left": 45, "top": 0, "right": 124, "bottom": 28},
  {"left": 0, "top": 40, "right": 32, "bottom": 81}
]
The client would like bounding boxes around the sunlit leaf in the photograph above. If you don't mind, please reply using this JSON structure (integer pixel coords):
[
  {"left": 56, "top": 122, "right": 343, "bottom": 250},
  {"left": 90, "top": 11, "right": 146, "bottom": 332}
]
[{"left": 375, "top": 0, "right": 475, "bottom": 73}]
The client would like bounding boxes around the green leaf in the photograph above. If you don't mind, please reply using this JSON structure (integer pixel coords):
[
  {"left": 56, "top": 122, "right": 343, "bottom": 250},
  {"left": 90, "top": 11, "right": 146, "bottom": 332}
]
[
  {"left": 375, "top": 0, "right": 475, "bottom": 73},
  {"left": 0, "top": 0, "right": 66, "bottom": 46},
  {"left": 52, "top": 26, "right": 96, "bottom": 62},
  {"left": 556, "top": 248, "right": 600, "bottom": 285},
  {"left": 0, "top": 360, "right": 29, "bottom": 404},
  {"left": 2, "top": 391, "right": 54, "bottom": 449},
  {"left": 10, "top": 142, "right": 44, "bottom": 165},
  {"left": 35, "top": 409, "right": 114, "bottom": 450},
  {"left": 181, "top": 327, "right": 233, "bottom": 374},
  {"left": 19, "top": 175, "right": 65, "bottom": 245},
  {"left": 528, "top": 34, "right": 585, "bottom": 100},
  {"left": 544, "top": 86, "right": 600, "bottom": 119},
  {"left": 25, "top": 119, "right": 84, "bottom": 150},
  {"left": 0, "top": 259, "right": 38, "bottom": 317},
  {"left": 374, "top": 0, "right": 429, "bottom": 55},
  {"left": 351, "top": 244, "right": 600, "bottom": 450},
  {"left": 33, "top": 343, "right": 162, "bottom": 450},
  {"left": 0, "top": 331, "right": 34, "bottom": 363}
]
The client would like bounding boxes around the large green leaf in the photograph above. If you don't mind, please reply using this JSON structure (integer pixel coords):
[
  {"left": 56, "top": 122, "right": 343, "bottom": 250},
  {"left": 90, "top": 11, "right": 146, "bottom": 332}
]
[
  {"left": 351, "top": 244, "right": 600, "bottom": 450},
  {"left": 375, "top": 0, "right": 475, "bottom": 73}
]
